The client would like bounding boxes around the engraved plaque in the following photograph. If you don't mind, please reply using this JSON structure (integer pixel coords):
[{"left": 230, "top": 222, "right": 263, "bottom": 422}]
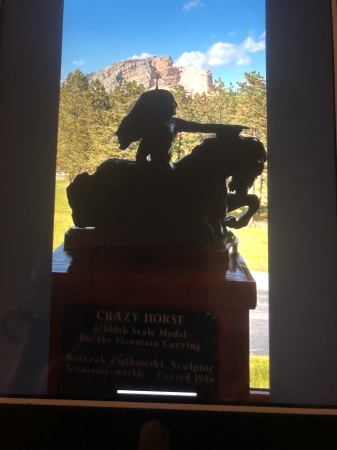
[{"left": 58, "top": 304, "right": 218, "bottom": 400}]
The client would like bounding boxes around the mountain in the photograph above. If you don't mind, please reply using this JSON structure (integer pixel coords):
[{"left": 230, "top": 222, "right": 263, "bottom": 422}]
[{"left": 87, "top": 56, "right": 214, "bottom": 95}]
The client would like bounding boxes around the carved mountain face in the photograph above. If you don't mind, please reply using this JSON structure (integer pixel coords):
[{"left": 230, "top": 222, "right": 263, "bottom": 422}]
[{"left": 88, "top": 56, "right": 213, "bottom": 95}]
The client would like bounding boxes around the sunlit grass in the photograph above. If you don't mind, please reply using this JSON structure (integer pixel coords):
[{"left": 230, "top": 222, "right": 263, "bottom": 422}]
[
  {"left": 250, "top": 355, "right": 270, "bottom": 389},
  {"left": 234, "top": 217, "right": 268, "bottom": 273},
  {"left": 53, "top": 178, "right": 73, "bottom": 250}
]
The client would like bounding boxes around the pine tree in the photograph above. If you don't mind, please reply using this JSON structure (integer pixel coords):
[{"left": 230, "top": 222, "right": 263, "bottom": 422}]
[
  {"left": 57, "top": 70, "right": 94, "bottom": 179},
  {"left": 235, "top": 71, "right": 267, "bottom": 211},
  {"left": 235, "top": 71, "right": 267, "bottom": 145}
]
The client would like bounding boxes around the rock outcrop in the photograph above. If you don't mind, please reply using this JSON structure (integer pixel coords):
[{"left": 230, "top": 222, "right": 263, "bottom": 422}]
[{"left": 88, "top": 56, "right": 213, "bottom": 95}]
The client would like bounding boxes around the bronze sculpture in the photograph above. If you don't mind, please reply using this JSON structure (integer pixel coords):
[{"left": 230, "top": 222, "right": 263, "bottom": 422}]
[{"left": 67, "top": 129, "right": 266, "bottom": 245}]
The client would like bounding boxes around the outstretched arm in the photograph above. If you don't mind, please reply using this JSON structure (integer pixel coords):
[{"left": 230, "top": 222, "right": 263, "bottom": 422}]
[{"left": 174, "top": 117, "right": 248, "bottom": 136}]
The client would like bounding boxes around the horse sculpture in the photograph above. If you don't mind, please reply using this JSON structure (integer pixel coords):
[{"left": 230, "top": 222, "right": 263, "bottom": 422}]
[{"left": 67, "top": 134, "right": 266, "bottom": 246}]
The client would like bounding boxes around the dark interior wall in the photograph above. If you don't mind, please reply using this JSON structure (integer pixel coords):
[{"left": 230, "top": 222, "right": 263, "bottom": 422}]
[
  {"left": 0, "top": 0, "right": 63, "bottom": 394},
  {"left": 267, "top": 0, "right": 337, "bottom": 405}
]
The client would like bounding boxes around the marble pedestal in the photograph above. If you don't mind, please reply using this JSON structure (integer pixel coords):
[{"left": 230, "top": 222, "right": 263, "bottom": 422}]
[{"left": 48, "top": 228, "right": 256, "bottom": 403}]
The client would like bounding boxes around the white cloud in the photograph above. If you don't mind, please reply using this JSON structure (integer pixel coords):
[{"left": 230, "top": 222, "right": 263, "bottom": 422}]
[
  {"left": 236, "top": 56, "right": 251, "bottom": 66},
  {"left": 208, "top": 42, "right": 237, "bottom": 66},
  {"left": 183, "top": 0, "right": 203, "bottom": 12},
  {"left": 72, "top": 59, "right": 85, "bottom": 66},
  {"left": 174, "top": 34, "right": 265, "bottom": 68},
  {"left": 174, "top": 51, "right": 207, "bottom": 67},
  {"left": 130, "top": 52, "right": 154, "bottom": 60},
  {"left": 242, "top": 36, "right": 265, "bottom": 53}
]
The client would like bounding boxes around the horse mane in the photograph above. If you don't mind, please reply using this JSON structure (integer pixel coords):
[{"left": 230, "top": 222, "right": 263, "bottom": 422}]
[{"left": 175, "top": 135, "right": 253, "bottom": 178}]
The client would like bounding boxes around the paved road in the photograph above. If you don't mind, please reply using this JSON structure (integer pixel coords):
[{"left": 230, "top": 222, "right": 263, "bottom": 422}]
[{"left": 250, "top": 272, "right": 269, "bottom": 356}]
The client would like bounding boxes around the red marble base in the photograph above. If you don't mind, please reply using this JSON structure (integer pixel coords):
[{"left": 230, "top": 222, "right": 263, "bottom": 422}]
[{"left": 48, "top": 231, "right": 256, "bottom": 403}]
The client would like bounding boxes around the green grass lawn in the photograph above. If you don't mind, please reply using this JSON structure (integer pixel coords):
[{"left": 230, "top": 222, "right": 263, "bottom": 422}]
[
  {"left": 250, "top": 355, "right": 270, "bottom": 389},
  {"left": 233, "top": 216, "right": 268, "bottom": 273},
  {"left": 53, "top": 178, "right": 73, "bottom": 250}
]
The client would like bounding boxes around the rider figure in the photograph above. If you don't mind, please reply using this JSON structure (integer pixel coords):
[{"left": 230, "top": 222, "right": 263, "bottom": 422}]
[{"left": 116, "top": 87, "right": 248, "bottom": 170}]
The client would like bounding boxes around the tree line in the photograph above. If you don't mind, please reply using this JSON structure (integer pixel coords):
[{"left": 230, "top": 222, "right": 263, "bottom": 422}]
[{"left": 57, "top": 69, "right": 267, "bottom": 210}]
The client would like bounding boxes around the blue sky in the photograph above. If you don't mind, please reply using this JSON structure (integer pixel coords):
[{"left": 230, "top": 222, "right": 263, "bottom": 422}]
[{"left": 61, "top": 0, "right": 265, "bottom": 87}]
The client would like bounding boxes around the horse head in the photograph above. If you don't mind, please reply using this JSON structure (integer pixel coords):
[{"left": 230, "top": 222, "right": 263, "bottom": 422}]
[{"left": 228, "top": 136, "right": 266, "bottom": 195}]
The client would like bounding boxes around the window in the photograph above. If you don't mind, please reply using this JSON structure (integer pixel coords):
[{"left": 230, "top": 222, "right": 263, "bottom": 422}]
[{"left": 0, "top": 0, "right": 336, "bottom": 408}]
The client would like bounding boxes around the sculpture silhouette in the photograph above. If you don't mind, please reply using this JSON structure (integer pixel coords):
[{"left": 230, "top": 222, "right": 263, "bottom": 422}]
[{"left": 67, "top": 132, "right": 266, "bottom": 246}]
